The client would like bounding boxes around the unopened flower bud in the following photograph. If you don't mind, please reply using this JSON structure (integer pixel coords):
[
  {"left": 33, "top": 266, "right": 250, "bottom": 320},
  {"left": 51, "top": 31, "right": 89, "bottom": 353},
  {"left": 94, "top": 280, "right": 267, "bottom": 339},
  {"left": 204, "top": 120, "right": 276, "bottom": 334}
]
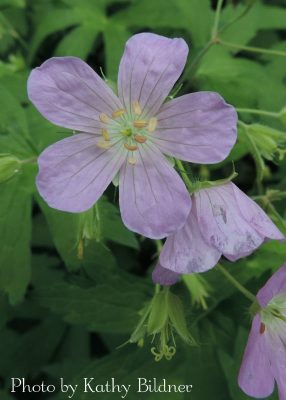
[
  {"left": 0, "top": 154, "right": 21, "bottom": 183},
  {"left": 183, "top": 274, "right": 211, "bottom": 310}
]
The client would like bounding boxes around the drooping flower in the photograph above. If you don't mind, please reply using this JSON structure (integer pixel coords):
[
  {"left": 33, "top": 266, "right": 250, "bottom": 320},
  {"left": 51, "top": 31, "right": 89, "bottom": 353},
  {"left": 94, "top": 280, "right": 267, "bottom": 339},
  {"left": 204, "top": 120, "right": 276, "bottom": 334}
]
[
  {"left": 238, "top": 264, "right": 286, "bottom": 399},
  {"left": 156, "top": 182, "right": 283, "bottom": 275},
  {"left": 28, "top": 33, "right": 237, "bottom": 239}
]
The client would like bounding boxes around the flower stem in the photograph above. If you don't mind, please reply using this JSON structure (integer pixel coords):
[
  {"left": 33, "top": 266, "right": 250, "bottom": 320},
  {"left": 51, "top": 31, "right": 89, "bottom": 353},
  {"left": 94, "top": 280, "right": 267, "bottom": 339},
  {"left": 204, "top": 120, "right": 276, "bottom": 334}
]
[
  {"left": 236, "top": 108, "right": 279, "bottom": 118},
  {"left": 219, "top": 39, "right": 286, "bottom": 57},
  {"left": 175, "top": 159, "right": 194, "bottom": 192},
  {"left": 239, "top": 120, "right": 264, "bottom": 188},
  {"left": 21, "top": 156, "right": 38, "bottom": 164},
  {"left": 155, "top": 284, "right": 161, "bottom": 295},
  {"left": 212, "top": 0, "right": 224, "bottom": 39},
  {"left": 155, "top": 239, "right": 163, "bottom": 253},
  {"left": 267, "top": 202, "right": 286, "bottom": 232},
  {"left": 216, "top": 263, "right": 257, "bottom": 303},
  {"left": 218, "top": 1, "right": 256, "bottom": 35}
]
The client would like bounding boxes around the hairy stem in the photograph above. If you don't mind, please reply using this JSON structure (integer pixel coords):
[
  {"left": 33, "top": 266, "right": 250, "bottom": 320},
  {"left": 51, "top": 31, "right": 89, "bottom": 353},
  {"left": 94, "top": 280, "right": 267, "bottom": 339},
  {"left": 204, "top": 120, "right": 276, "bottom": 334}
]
[
  {"left": 219, "top": 39, "right": 286, "bottom": 57},
  {"left": 236, "top": 108, "right": 279, "bottom": 118},
  {"left": 175, "top": 159, "right": 194, "bottom": 192},
  {"left": 217, "top": 264, "right": 257, "bottom": 303}
]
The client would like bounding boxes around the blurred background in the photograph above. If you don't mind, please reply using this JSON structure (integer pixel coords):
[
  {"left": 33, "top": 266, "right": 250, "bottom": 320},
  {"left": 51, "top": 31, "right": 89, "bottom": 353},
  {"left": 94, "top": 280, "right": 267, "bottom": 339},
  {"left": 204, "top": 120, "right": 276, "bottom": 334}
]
[{"left": 0, "top": 0, "right": 286, "bottom": 398}]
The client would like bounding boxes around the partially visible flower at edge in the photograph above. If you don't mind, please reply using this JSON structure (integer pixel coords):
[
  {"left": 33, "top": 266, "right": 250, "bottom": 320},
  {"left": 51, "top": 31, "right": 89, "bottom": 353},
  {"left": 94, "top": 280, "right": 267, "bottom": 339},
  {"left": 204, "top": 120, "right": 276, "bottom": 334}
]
[
  {"left": 153, "top": 181, "right": 284, "bottom": 279},
  {"left": 27, "top": 32, "right": 237, "bottom": 239},
  {"left": 238, "top": 263, "right": 286, "bottom": 399}
]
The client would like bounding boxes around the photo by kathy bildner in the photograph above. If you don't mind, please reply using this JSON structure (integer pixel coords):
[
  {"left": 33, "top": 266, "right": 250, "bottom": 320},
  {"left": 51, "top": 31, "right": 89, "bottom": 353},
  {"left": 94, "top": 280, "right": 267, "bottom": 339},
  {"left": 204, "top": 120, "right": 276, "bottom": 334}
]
[{"left": 0, "top": 0, "right": 286, "bottom": 399}]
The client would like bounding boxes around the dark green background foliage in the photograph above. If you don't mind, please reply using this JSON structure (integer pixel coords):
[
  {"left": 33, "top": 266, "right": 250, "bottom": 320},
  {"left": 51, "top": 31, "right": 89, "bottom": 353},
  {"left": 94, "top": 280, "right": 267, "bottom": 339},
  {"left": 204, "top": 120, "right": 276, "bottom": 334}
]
[{"left": 0, "top": 0, "right": 286, "bottom": 398}]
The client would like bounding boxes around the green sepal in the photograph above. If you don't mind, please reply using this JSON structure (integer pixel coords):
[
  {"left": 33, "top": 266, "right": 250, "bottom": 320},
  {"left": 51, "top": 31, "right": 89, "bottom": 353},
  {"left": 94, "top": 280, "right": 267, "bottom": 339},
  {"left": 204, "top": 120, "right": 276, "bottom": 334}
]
[
  {"left": 147, "top": 291, "right": 169, "bottom": 334},
  {"left": 192, "top": 167, "right": 238, "bottom": 192},
  {"left": 167, "top": 291, "right": 196, "bottom": 346}
]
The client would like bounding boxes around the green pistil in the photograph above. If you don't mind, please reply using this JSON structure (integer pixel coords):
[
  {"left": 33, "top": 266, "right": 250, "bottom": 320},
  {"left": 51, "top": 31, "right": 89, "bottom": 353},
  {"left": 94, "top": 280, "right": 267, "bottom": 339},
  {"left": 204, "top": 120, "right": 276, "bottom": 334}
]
[{"left": 121, "top": 128, "right": 132, "bottom": 137}]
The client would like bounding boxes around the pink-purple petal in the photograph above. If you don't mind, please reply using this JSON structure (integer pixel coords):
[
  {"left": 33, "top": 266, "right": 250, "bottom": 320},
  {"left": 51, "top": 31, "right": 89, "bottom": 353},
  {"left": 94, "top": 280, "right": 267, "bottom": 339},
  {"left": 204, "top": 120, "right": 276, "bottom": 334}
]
[
  {"left": 37, "top": 134, "right": 125, "bottom": 212},
  {"left": 232, "top": 183, "right": 284, "bottom": 242},
  {"left": 256, "top": 263, "right": 286, "bottom": 308},
  {"left": 238, "top": 315, "right": 275, "bottom": 398},
  {"left": 28, "top": 57, "right": 122, "bottom": 134},
  {"left": 268, "top": 330, "right": 286, "bottom": 400},
  {"left": 153, "top": 92, "right": 237, "bottom": 163},
  {"left": 160, "top": 205, "right": 221, "bottom": 274},
  {"left": 118, "top": 33, "right": 188, "bottom": 118},
  {"left": 152, "top": 263, "right": 180, "bottom": 286},
  {"left": 119, "top": 143, "right": 191, "bottom": 239},
  {"left": 195, "top": 184, "right": 264, "bottom": 258}
]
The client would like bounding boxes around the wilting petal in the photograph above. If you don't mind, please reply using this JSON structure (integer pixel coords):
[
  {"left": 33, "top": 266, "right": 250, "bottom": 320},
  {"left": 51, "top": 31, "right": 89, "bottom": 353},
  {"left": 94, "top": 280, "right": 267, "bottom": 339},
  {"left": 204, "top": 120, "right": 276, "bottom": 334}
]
[
  {"left": 152, "top": 263, "right": 180, "bottom": 286},
  {"left": 119, "top": 143, "right": 191, "bottom": 239},
  {"left": 153, "top": 92, "right": 237, "bottom": 163},
  {"left": 256, "top": 264, "right": 286, "bottom": 308},
  {"left": 37, "top": 134, "right": 125, "bottom": 212},
  {"left": 268, "top": 330, "right": 286, "bottom": 400},
  {"left": 160, "top": 206, "right": 221, "bottom": 274},
  {"left": 195, "top": 184, "right": 263, "bottom": 259},
  {"left": 232, "top": 183, "right": 284, "bottom": 241},
  {"left": 28, "top": 57, "right": 122, "bottom": 134},
  {"left": 118, "top": 33, "right": 188, "bottom": 118},
  {"left": 238, "top": 315, "right": 275, "bottom": 398}
]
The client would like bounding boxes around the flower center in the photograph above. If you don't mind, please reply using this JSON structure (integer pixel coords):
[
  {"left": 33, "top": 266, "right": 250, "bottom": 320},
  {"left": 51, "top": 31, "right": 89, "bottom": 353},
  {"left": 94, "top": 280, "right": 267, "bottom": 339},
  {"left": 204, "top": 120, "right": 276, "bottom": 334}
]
[
  {"left": 97, "top": 101, "right": 158, "bottom": 165},
  {"left": 260, "top": 293, "right": 286, "bottom": 333}
]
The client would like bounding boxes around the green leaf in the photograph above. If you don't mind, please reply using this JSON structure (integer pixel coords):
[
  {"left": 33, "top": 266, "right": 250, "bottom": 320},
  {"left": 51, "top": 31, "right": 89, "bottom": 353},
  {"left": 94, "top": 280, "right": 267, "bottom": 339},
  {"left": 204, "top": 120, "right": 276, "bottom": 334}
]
[
  {"left": 103, "top": 23, "right": 130, "bottom": 81},
  {"left": 171, "top": 0, "right": 213, "bottom": 47},
  {"left": 0, "top": 171, "right": 33, "bottom": 304},
  {"left": 98, "top": 196, "right": 138, "bottom": 250},
  {"left": 29, "top": 1, "right": 106, "bottom": 62},
  {"left": 0, "top": 84, "right": 34, "bottom": 158},
  {"left": 113, "top": 0, "right": 185, "bottom": 29},
  {"left": 37, "top": 194, "right": 138, "bottom": 272},
  {"left": 221, "top": 3, "right": 286, "bottom": 46},
  {"left": 0, "top": 316, "right": 66, "bottom": 377},
  {"left": 196, "top": 46, "right": 280, "bottom": 108},
  {"left": 55, "top": 25, "right": 99, "bottom": 59},
  {"left": 34, "top": 275, "right": 151, "bottom": 333}
]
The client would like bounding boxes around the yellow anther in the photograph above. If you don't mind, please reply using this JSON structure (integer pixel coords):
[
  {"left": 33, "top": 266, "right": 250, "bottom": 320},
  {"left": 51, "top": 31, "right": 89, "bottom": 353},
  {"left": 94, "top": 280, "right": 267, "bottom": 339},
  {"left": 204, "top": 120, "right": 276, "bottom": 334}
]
[
  {"left": 148, "top": 117, "right": 157, "bottom": 132},
  {"left": 99, "top": 113, "right": 109, "bottom": 123},
  {"left": 132, "top": 100, "right": 142, "bottom": 115},
  {"left": 128, "top": 156, "right": 137, "bottom": 165},
  {"left": 97, "top": 140, "right": 111, "bottom": 149},
  {"left": 101, "top": 128, "right": 110, "bottom": 141},
  {"left": 124, "top": 144, "right": 138, "bottom": 151},
  {"left": 133, "top": 120, "right": 148, "bottom": 128},
  {"left": 134, "top": 134, "right": 147, "bottom": 143},
  {"left": 112, "top": 108, "right": 125, "bottom": 118}
]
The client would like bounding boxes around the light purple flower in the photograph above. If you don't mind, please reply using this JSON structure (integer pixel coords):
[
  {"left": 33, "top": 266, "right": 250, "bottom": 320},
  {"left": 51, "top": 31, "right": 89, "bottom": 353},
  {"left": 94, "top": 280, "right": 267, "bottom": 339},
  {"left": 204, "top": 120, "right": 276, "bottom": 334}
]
[
  {"left": 28, "top": 32, "right": 237, "bottom": 239},
  {"left": 157, "top": 182, "right": 284, "bottom": 275},
  {"left": 238, "top": 264, "right": 286, "bottom": 399}
]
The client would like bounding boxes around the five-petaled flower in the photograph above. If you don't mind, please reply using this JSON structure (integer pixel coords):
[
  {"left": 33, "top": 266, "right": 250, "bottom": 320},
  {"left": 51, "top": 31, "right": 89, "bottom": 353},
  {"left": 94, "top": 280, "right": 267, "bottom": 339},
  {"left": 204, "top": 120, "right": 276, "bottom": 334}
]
[
  {"left": 28, "top": 32, "right": 237, "bottom": 239},
  {"left": 154, "top": 182, "right": 283, "bottom": 276},
  {"left": 238, "top": 264, "right": 286, "bottom": 399}
]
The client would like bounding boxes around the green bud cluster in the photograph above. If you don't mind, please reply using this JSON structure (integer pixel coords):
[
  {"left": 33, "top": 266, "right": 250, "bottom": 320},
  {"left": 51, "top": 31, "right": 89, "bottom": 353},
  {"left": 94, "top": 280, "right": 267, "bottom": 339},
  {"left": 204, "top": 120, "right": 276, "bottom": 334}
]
[
  {"left": 247, "top": 124, "right": 286, "bottom": 161},
  {"left": 183, "top": 274, "right": 211, "bottom": 310}
]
